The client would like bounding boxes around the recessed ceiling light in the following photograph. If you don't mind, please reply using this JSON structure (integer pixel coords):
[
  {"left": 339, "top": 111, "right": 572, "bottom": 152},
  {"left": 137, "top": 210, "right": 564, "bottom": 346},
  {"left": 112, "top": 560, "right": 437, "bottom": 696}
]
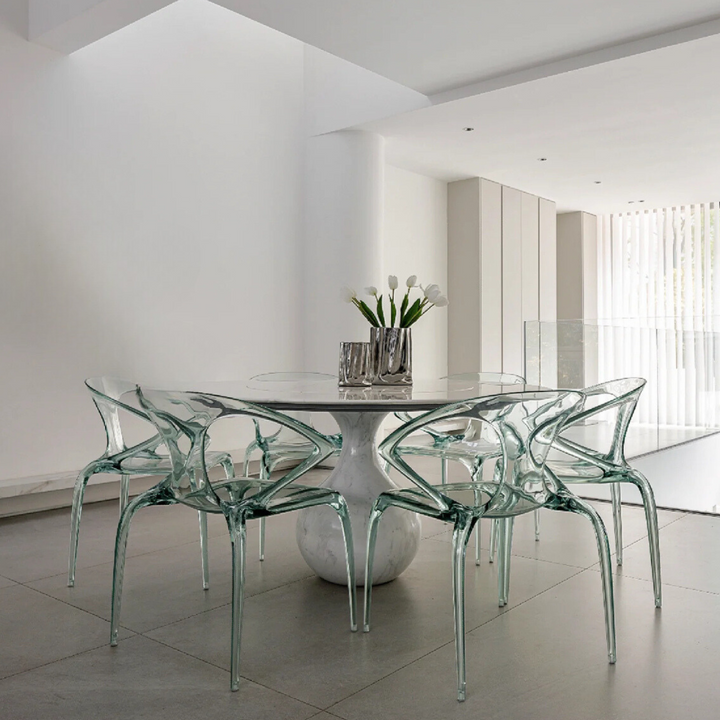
[
  {"left": 463, "top": 127, "right": 474, "bottom": 132},
  {"left": 639, "top": 199, "right": 645, "bottom": 203},
  {"left": 594, "top": 181, "right": 602, "bottom": 184},
  {"left": 538, "top": 157, "right": 547, "bottom": 162},
  {"left": 628, "top": 201, "right": 635, "bottom": 204}
]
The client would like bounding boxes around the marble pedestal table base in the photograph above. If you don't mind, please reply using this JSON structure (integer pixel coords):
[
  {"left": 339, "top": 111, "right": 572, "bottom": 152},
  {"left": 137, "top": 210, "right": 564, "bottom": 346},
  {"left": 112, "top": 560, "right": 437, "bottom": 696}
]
[{"left": 296, "top": 411, "right": 421, "bottom": 585}]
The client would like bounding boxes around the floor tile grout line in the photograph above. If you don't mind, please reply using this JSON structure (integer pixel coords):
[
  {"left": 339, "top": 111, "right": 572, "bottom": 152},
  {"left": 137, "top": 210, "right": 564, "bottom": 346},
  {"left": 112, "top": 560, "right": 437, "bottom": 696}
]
[
  {"left": 12, "top": 565, "right": 317, "bottom": 637},
  {"left": 585, "top": 565, "right": 720, "bottom": 597},
  {"left": 139, "top": 572, "right": 318, "bottom": 635},
  {"left": 324, "top": 566, "right": 591, "bottom": 713},
  {"left": 4, "top": 527, "right": 263, "bottom": 586},
  {"left": 8, "top": 581, "right": 132, "bottom": 627},
  {"left": 139, "top": 634, "right": 326, "bottom": 711},
  {"left": 0, "top": 634, "right": 137, "bottom": 685}
]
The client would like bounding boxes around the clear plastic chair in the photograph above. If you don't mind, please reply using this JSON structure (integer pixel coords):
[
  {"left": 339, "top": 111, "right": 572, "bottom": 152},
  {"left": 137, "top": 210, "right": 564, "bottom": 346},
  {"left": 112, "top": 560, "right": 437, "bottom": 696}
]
[
  {"left": 243, "top": 372, "right": 342, "bottom": 560},
  {"left": 547, "top": 377, "right": 661, "bottom": 607},
  {"left": 110, "top": 386, "right": 356, "bottom": 692},
  {"left": 365, "top": 390, "right": 617, "bottom": 702},
  {"left": 68, "top": 378, "right": 235, "bottom": 588},
  {"left": 394, "top": 372, "right": 527, "bottom": 563}
]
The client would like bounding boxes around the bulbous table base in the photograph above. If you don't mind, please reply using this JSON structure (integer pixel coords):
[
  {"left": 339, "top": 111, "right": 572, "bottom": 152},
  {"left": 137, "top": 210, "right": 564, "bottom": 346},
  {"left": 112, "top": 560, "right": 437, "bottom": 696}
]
[{"left": 296, "top": 411, "right": 421, "bottom": 585}]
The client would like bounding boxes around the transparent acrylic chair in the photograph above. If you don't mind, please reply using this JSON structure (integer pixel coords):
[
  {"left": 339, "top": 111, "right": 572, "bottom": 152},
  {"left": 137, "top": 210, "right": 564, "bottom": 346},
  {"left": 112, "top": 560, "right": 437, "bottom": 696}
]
[
  {"left": 547, "top": 377, "right": 661, "bottom": 606},
  {"left": 365, "top": 390, "right": 617, "bottom": 702},
  {"left": 394, "top": 372, "right": 528, "bottom": 563},
  {"left": 68, "top": 377, "right": 235, "bottom": 588},
  {"left": 111, "top": 386, "right": 356, "bottom": 692},
  {"left": 243, "top": 372, "right": 342, "bottom": 560}
]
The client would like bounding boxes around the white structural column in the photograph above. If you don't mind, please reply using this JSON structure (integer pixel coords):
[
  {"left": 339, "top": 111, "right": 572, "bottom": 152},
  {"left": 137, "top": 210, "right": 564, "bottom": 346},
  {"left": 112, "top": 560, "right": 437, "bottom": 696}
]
[{"left": 303, "top": 130, "right": 385, "bottom": 373}]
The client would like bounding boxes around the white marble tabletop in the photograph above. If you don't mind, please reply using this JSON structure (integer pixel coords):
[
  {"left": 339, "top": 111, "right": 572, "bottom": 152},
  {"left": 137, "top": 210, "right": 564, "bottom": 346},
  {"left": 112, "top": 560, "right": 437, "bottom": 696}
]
[{"left": 181, "top": 377, "right": 542, "bottom": 412}]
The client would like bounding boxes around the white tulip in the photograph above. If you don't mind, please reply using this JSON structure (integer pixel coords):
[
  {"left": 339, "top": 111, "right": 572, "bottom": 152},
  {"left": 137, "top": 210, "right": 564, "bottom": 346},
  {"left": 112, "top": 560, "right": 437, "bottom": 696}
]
[
  {"left": 406, "top": 275, "right": 418, "bottom": 288},
  {"left": 364, "top": 286, "right": 378, "bottom": 297},
  {"left": 388, "top": 275, "right": 398, "bottom": 290},
  {"left": 433, "top": 295, "right": 449, "bottom": 307},
  {"left": 341, "top": 286, "right": 357, "bottom": 303},
  {"left": 423, "top": 284, "right": 441, "bottom": 302}
]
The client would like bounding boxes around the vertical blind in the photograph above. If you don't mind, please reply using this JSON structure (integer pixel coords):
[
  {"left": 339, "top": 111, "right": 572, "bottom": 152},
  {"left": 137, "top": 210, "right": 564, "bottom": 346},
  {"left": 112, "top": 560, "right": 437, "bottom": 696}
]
[{"left": 598, "top": 204, "right": 720, "bottom": 427}]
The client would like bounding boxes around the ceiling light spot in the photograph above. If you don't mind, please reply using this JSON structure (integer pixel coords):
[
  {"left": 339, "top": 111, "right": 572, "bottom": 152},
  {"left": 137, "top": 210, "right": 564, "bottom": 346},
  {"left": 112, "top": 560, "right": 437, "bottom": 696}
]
[
  {"left": 463, "top": 127, "right": 474, "bottom": 132},
  {"left": 628, "top": 201, "right": 635, "bottom": 204},
  {"left": 594, "top": 181, "right": 602, "bottom": 184},
  {"left": 639, "top": 199, "right": 645, "bottom": 203},
  {"left": 538, "top": 157, "right": 547, "bottom": 162}
]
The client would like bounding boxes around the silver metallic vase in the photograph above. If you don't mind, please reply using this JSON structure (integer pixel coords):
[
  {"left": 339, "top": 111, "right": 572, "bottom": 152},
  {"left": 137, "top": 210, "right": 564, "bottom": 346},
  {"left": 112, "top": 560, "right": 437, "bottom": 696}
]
[
  {"left": 371, "top": 327, "right": 412, "bottom": 385},
  {"left": 338, "top": 341, "right": 373, "bottom": 386}
]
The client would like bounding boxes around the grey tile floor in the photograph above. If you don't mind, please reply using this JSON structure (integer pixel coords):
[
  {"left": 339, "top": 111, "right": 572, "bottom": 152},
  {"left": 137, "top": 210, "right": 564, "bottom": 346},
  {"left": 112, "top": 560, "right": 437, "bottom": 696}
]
[{"left": 1, "top": 462, "right": 719, "bottom": 719}]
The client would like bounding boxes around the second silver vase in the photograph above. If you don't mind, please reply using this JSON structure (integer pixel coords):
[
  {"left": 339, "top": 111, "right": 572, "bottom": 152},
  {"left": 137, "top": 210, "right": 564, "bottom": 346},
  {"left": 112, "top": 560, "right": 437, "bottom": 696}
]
[{"left": 371, "top": 327, "right": 412, "bottom": 385}]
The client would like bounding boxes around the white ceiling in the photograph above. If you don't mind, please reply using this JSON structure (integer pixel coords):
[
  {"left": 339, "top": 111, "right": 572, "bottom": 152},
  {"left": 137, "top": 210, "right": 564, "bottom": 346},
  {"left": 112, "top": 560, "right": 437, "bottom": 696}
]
[
  {"left": 215, "top": 0, "right": 720, "bottom": 95},
  {"left": 358, "top": 32, "right": 720, "bottom": 214}
]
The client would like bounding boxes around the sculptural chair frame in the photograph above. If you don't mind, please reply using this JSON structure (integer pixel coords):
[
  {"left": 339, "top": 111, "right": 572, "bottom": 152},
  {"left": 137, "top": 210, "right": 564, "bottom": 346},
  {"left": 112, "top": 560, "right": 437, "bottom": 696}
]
[
  {"left": 366, "top": 390, "right": 617, "bottom": 702},
  {"left": 110, "top": 387, "right": 357, "bottom": 692},
  {"left": 394, "top": 372, "right": 531, "bottom": 563},
  {"left": 242, "top": 372, "right": 342, "bottom": 561},
  {"left": 68, "top": 377, "right": 234, "bottom": 588},
  {"left": 548, "top": 377, "right": 661, "bottom": 606}
]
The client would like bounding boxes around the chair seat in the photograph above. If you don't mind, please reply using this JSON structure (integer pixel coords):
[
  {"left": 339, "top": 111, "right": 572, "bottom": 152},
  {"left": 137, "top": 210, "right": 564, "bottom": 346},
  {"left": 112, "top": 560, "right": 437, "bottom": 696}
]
[
  {"left": 397, "top": 438, "right": 501, "bottom": 463},
  {"left": 118, "top": 450, "right": 229, "bottom": 474},
  {"left": 180, "top": 476, "right": 336, "bottom": 514},
  {"left": 547, "top": 458, "right": 606, "bottom": 482},
  {"left": 381, "top": 481, "right": 543, "bottom": 519}
]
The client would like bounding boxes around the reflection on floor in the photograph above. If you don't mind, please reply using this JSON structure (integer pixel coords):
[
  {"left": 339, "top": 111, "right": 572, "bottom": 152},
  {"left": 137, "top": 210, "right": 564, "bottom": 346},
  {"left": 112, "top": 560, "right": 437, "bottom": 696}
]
[{"left": 1, "top": 458, "right": 719, "bottom": 719}]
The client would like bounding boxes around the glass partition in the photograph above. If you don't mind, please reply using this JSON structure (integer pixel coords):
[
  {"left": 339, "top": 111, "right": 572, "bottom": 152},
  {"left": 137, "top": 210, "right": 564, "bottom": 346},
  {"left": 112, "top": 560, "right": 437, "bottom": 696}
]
[{"left": 525, "top": 319, "right": 720, "bottom": 457}]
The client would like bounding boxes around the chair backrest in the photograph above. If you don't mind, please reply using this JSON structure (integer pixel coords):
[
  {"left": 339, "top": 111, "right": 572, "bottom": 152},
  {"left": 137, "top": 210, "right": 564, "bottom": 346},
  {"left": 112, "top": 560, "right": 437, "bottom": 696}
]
[
  {"left": 556, "top": 377, "right": 646, "bottom": 469},
  {"left": 381, "top": 390, "right": 583, "bottom": 514},
  {"left": 136, "top": 386, "right": 335, "bottom": 508},
  {"left": 394, "top": 372, "right": 526, "bottom": 437},
  {"left": 85, "top": 377, "right": 151, "bottom": 456}
]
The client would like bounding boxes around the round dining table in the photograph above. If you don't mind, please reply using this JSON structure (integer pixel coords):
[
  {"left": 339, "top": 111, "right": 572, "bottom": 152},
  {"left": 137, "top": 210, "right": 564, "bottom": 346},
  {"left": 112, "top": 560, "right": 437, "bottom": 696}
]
[{"left": 189, "top": 376, "right": 537, "bottom": 585}]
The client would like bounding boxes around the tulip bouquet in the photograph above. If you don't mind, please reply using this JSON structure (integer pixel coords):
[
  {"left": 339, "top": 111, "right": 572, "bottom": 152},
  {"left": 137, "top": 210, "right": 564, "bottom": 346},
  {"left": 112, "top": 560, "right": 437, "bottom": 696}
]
[{"left": 342, "top": 275, "right": 448, "bottom": 328}]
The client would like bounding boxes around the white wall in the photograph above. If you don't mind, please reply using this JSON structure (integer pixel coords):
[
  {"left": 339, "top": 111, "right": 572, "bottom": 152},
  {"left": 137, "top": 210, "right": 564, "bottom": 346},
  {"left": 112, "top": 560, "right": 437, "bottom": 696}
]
[
  {"left": 0, "top": 0, "right": 306, "bottom": 482},
  {"left": 383, "top": 165, "right": 448, "bottom": 380}
]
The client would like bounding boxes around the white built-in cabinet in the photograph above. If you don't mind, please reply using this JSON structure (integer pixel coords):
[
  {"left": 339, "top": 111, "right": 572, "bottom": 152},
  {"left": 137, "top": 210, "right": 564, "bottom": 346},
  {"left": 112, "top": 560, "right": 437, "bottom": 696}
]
[{"left": 448, "top": 178, "right": 557, "bottom": 379}]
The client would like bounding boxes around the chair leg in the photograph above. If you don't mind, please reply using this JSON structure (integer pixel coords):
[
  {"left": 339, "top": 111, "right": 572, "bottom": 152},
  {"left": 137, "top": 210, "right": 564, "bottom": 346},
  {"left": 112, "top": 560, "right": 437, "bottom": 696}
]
[
  {"left": 534, "top": 508, "right": 541, "bottom": 542},
  {"left": 564, "top": 496, "right": 616, "bottom": 663},
  {"left": 488, "top": 519, "right": 498, "bottom": 563},
  {"left": 258, "top": 459, "right": 269, "bottom": 561},
  {"left": 226, "top": 513, "right": 248, "bottom": 692},
  {"left": 363, "top": 502, "right": 385, "bottom": 632},
  {"left": 119, "top": 474, "right": 130, "bottom": 515},
  {"left": 611, "top": 483, "right": 623, "bottom": 566},
  {"left": 332, "top": 498, "right": 358, "bottom": 632},
  {"left": 441, "top": 457, "right": 448, "bottom": 485},
  {"left": 242, "top": 441, "right": 257, "bottom": 477},
  {"left": 451, "top": 514, "right": 476, "bottom": 702},
  {"left": 628, "top": 471, "right": 662, "bottom": 608},
  {"left": 67, "top": 465, "right": 97, "bottom": 587},
  {"left": 221, "top": 457, "right": 236, "bottom": 479},
  {"left": 111, "top": 489, "right": 164, "bottom": 646},
  {"left": 198, "top": 511, "right": 210, "bottom": 590},
  {"left": 497, "top": 517, "right": 514, "bottom": 607}
]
